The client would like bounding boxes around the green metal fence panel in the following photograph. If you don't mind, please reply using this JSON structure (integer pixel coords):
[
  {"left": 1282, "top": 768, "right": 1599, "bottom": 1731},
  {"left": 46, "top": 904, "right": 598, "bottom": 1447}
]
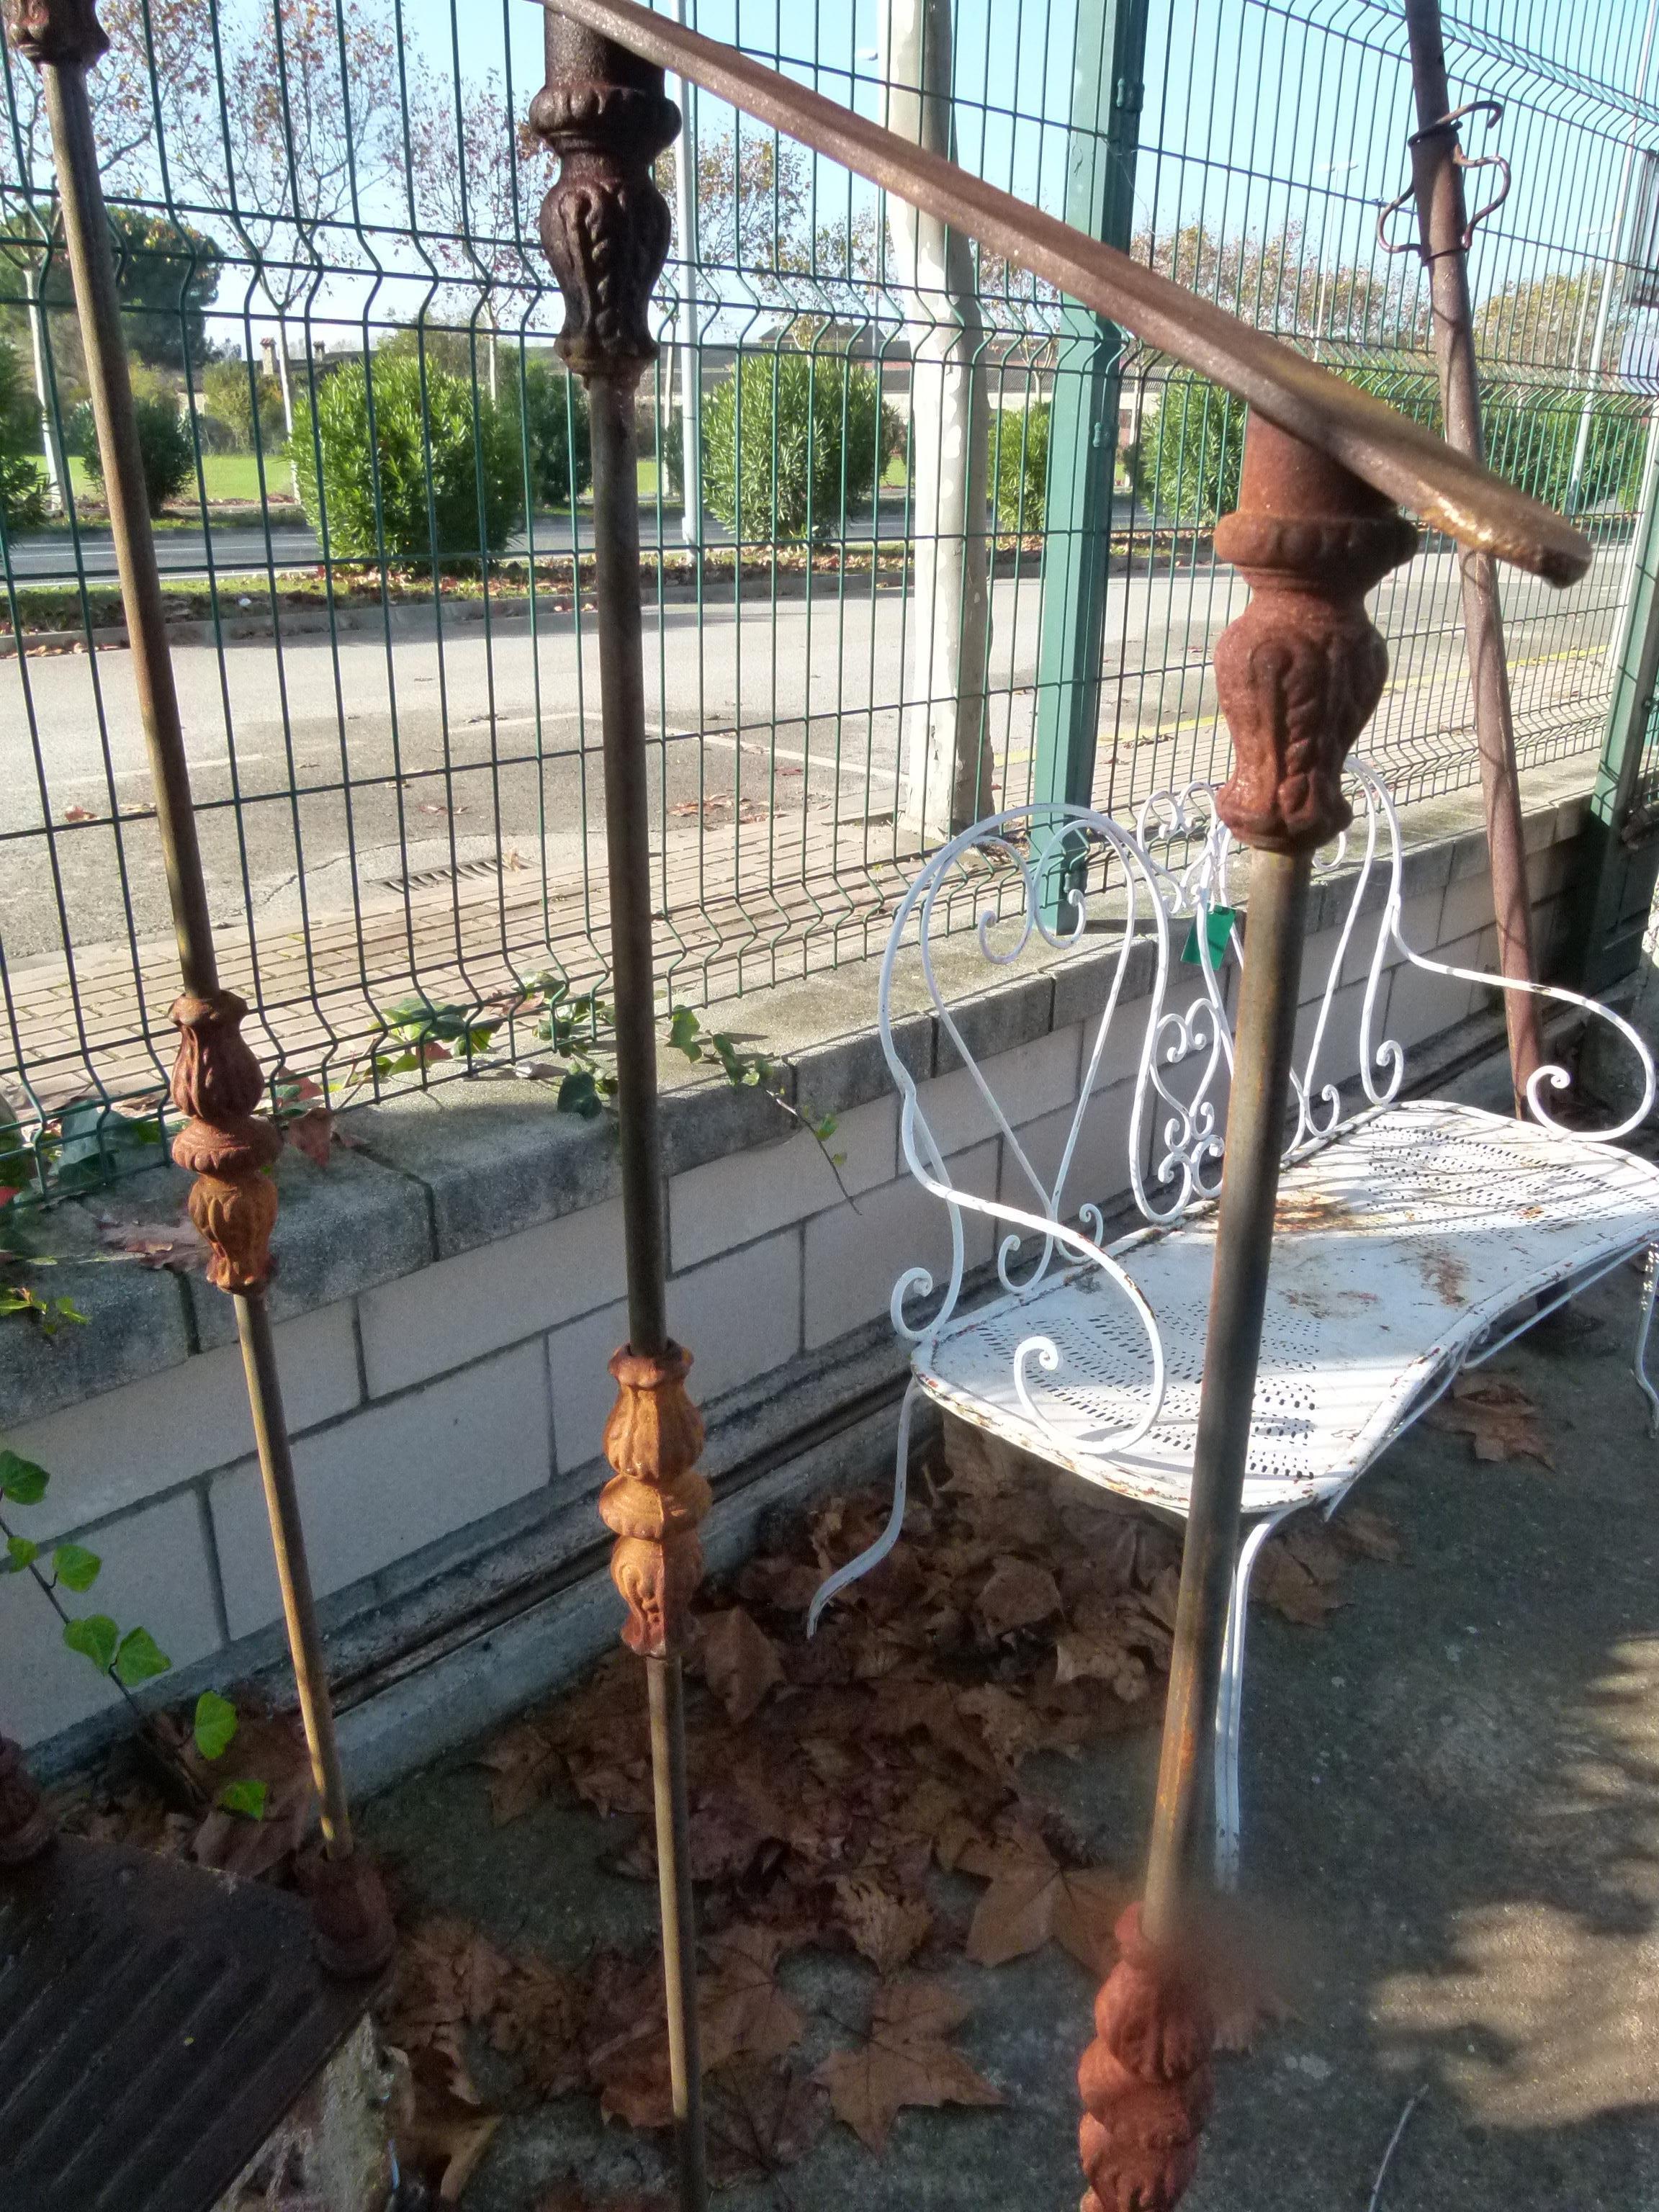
[{"left": 0, "top": 0, "right": 1656, "bottom": 1190}]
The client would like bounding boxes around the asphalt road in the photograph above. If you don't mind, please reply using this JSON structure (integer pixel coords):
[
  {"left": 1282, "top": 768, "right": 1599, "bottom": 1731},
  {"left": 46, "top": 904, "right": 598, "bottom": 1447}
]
[{"left": 0, "top": 545, "right": 1624, "bottom": 965}]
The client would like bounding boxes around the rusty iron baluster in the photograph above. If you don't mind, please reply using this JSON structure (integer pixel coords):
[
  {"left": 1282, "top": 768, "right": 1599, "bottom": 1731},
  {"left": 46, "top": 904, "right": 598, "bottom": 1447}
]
[
  {"left": 1078, "top": 421, "right": 1417, "bottom": 2211},
  {"left": 5, "top": 0, "right": 393, "bottom": 1979},
  {"left": 529, "top": 25, "right": 710, "bottom": 2210},
  {"left": 1401, "top": 0, "right": 1544, "bottom": 1112}
]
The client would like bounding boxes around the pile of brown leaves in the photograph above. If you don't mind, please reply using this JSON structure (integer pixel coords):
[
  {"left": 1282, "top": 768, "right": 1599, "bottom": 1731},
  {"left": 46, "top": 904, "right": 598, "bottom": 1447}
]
[{"left": 382, "top": 1421, "right": 1405, "bottom": 2200}]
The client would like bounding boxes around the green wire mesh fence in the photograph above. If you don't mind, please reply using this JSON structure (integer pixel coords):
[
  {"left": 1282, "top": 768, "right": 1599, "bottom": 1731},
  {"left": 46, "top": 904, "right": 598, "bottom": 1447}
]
[{"left": 0, "top": 0, "right": 1655, "bottom": 1184}]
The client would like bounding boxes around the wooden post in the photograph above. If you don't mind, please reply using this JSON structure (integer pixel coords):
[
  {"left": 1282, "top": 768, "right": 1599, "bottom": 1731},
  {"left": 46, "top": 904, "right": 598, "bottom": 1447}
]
[{"left": 1077, "top": 419, "right": 1416, "bottom": 2211}]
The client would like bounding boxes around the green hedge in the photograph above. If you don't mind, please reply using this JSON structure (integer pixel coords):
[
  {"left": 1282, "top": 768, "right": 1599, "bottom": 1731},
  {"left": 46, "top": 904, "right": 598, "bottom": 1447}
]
[
  {"left": 84, "top": 390, "right": 195, "bottom": 517},
  {"left": 992, "top": 400, "right": 1049, "bottom": 534},
  {"left": 0, "top": 337, "right": 48, "bottom": 530},
  {"left": 1134, "top": 358, "right": 1650, "bottom": 526},
  {"left": 292, "top": 352, "right": 521, "bottom": 565},
  {"left": 701, "top": 349, "right": 903, "bottom": 542}
]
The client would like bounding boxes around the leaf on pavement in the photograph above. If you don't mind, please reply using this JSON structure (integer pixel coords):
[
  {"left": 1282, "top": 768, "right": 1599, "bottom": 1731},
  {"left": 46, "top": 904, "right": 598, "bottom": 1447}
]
[
  {"left": 698, "top": 1606, "right": 785, "bottom": 1724},
  {"left": 1425, "top": 1373, "right": 1555, "bottom": 1467},
  {"left": 284, "top": 1106, "right": 336, "bottom": 1167},
  {"left": 398, "top": 2083, "right": 500, "bottom": 2204},
  {"left": 700, "top": 1924, "right": 808, "bottom": 2068},
  {"left": 832, "top": 1873, "right": 932, "bottom": 1976},
  {"left": 1332, "top": 1502, "right": 1403, "bottom": 1562},
  {"left": 974, "top": 1556, "right": 1062, "bottom": 1638},
  {"left": 706, "top": 2060, "right": 829, "bottom": 2187},
  {"left": 478, "top": 1718, "right": 563, "bottom": 1825},
  {"left": 963, "top": 1827, "right": 1127, "bottom": 1972},
  {"left": 490, "top": 1953, "right": 587, "bottom": 2098},
  {"left": 94, "top": 1215, "right": 209, "bottom": 1271},
  {"left": 813, "top": 1977, "right": 1001, "bottom": 2153}
]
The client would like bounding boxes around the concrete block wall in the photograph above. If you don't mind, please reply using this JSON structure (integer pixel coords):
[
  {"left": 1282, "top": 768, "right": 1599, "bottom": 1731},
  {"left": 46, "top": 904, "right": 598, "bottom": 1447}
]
[{"left": 0, "top": 772, "right": 1598, "bottom": 1770}]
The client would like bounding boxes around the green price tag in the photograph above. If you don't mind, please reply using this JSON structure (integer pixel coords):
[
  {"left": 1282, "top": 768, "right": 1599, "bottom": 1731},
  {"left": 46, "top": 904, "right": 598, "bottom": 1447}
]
[{"left": 1181, "top": 904, "right": 1236, "bottom": 968}]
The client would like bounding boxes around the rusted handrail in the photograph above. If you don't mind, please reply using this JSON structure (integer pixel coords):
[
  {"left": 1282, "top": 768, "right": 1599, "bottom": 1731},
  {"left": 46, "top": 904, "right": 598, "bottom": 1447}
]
[{"left": 537, "top": 0, "right": 1590, "bottom": 588}]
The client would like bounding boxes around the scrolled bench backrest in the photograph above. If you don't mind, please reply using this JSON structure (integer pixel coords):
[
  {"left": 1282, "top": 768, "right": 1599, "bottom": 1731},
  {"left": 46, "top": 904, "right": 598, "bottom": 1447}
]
[{"left": 879, "top": 759, "right": 1654, "bottom": 1335}]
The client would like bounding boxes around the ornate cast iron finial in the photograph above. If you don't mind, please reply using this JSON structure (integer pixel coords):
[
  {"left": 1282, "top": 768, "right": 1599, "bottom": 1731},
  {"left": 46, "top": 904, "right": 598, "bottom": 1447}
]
[
  {"left": 529, "top": 20, "right": 679, "bottom": 384},
  {"left": 0, "top": 1736, "right": 54, "bottom": 1866},
  {"left": 1210, "top": 420, "right": 1418, "bottom": 855},
  {"left": 1078, "top": 1905, "right": 1214, "bottom": 2212},
  {"left": 598, "top": 1343, "right": 711, "bottom": 1656},
  {"left": 4, "top": 0, "right": 107, "bottom": 68},
  {"left": 169, "top": 991, "right": 284, "bottom": 1294}
]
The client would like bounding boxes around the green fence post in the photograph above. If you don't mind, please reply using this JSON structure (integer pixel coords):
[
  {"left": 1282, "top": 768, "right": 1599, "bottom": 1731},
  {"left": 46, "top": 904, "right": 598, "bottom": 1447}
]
[
  {"left": 1577, "top": 428, "right": 1659, "bottom": 994},
  {"left": 1031, "top": 0, "right": 1148, "bottom": 925}
]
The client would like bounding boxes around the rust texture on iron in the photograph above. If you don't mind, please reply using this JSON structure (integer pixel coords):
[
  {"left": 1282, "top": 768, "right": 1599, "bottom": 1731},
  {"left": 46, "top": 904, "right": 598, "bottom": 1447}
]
[
  {"left": 1079, "top": 1903, "right": 1215, "bottom": 2212},
  {"left": 2, "top": 0, "right": 107, "bottom": 66},
  {"left": 0, "top": 1736, "right": 53, "bottom": 1866},
  {"left": 169, "top": 989, "right": 284, "bottom": 1293},
  {"left": 599, "top": 1341, "right": 712, "bottom": 1656},
  {"left": 529, "top": 22, "right": 679, "bottom": 382},
  {"left": 1095, "top": 425, "right": 1413, "bottom": 2206},
  {"left": 1211, "top": 426, "right": 1419, "bottom": 852},
  {"left": 539, "top": 0, "right": 1588, "bottom": 585},
  {"left": 0, "top": 1838, "right": 378, "bottom": 2212}
]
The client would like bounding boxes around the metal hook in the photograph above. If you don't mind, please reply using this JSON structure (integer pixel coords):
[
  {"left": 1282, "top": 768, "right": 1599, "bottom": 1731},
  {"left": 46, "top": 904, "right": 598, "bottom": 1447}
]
[{"left": 1377, "top": 96, "right": 1511, "bottom": 260}]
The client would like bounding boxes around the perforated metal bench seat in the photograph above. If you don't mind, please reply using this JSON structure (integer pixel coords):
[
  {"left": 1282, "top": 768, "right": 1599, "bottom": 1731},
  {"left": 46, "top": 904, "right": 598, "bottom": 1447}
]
[
  {"left": 918, "top": 1098, "right": 1659, "bottom": 1519},
  {"left": 806, "top": 767, "right": 1659, "bottom": 1883}
]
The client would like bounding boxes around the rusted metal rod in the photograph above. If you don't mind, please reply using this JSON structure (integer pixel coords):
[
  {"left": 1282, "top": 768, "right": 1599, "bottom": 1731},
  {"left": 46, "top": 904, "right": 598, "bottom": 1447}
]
[
  {"left": 532, "top": 21, "right": 709, "bottom": 2208},
  {"left": 1141, "top": 847, "right": 1311, "bottom": 1936},
  {"left": 537, "top": 0, "right": 1588, "bottom": 587},
  {"left": 8, "top": 0, "right": 392, "bottom": 1978},
  {"left": 1402, "top": 0, "right": 1545, "bottom": 1112},
  {"left": 1078, "top": 421, "right": 1419, "bottom": 2211}
]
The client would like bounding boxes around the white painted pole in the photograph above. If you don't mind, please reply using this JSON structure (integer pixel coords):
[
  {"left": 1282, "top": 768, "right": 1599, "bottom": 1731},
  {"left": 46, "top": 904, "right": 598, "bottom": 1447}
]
[
  {"left": 672, "top": 0, "right": 703, "bottom": 547},
  {"left": 882, "top": 0, "right": 992, "bottom": 842}
]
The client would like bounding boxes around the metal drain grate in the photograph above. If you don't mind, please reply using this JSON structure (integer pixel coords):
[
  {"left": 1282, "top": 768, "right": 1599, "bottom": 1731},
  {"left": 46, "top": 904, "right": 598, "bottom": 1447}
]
[
  {"left": 0, "top": 1839, "right": 378, "bottom": 2212},
  {"left": 372, "top": 855, "right": 505, "bottom": 896}
]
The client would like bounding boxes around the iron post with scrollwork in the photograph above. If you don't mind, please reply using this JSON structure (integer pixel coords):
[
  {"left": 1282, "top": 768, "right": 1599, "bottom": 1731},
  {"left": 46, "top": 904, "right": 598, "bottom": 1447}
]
[{"left": 4, "top": 0, "right": 393, "bottom": 1981}]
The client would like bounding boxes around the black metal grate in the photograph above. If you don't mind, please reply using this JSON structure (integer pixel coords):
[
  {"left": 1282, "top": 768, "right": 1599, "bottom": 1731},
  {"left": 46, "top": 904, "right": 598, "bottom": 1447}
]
[{"left": 0, "top": 1838, "right": 379, "bottom": 2212}]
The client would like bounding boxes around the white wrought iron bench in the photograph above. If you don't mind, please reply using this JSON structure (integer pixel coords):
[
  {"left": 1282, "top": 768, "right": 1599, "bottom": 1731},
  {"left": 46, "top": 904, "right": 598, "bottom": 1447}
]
[{"left": 809, "top": 759, "right": 1659, "bottom": 1884}]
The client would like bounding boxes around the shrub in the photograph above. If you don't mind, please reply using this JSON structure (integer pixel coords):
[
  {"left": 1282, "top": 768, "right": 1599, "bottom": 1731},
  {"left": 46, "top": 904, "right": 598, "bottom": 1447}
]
[
  {"left": 290, "top": 352, "right": 522, "bottom": 565},
  {"left": 83, "top": 389, "right": 195, "bottom": 516},
  {"left": 519, "top": 355, "right": 591, "bottom": 509},
  {"left": 1131, "top": 368, "right": 1245, "bottom": 527},
  {"left": 200, "top": 356, "right": 286, "bottom": 456},
  {"left": 992, "top": 400, "right": 1049, "bottom": 534},
  {"left": 0, "top": 336, "right": 48, "bottom": 530},
  {"left": 701, "top": 348, "right": 904, "bottom": 543}
]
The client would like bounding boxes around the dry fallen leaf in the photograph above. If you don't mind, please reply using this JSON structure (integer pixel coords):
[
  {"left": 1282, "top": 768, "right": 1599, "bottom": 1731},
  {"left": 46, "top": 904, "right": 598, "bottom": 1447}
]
[
  {"left": 63, "top": 804, "right": 96, "bottom": 822},
  {"left": 706, "top": 2060, "right": 829, "bottom": 2187},
  {"left": 398, "top": 2086, "right": 500, "bottom": 2204},
  {"left": 284, "top": 1106, "right": 336, "bottom": 1167},
  {"left": 478, "top": 1717, "right": 564, "bottom": 1825},
  {"left": 975, "top": 1556, "right": 1063, "bottom": 1638},
  {"left": 1425, "top": 1373, "right": 1554, "bottom": 1467},
  {"left": 94, "top": 1215, "right": 210, "bottom": 1272},
  {"left": 832, "top": 1873, "right": 932, "bottom": 1975},
  {"left": 962, "top": 1829, "right": 1126, "bottom": 1973},
  {"left": 698, "top": 1607, "right": 785, "bottom": 1724},
  {"left": 700, "top": 1925, "right": 807, "bottom": 2068},
  {"left": 813, "top": 1977, "right": 1001, "bottom": 2152}
]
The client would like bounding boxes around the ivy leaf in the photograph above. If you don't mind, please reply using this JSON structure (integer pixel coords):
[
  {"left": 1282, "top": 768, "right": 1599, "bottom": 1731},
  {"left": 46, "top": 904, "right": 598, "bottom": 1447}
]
[
  {"left": 557, "top": 1069, "right": 603, "bottom": 1119},
  {"left": 194, "top": 1689, "right": 240, "bottom": 1761},
  {"left": 217, "top": 1778, "right": 268, "bottom": 1821},
  {"left": 0, "top": 1449, "right": 50, "bottom": 1504},
  {"left": 114, "top": 1626, "right": 171, "bottom": 1687},
  {"left": 51, "top": 1543, "right": 101, "bottom": 1592},
  {"left": 63, "top": 1613, "right": 119, "bottom": 1673},
  {"left": 5, "top": 1535, "right": 39, "bottom": 1573}
]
